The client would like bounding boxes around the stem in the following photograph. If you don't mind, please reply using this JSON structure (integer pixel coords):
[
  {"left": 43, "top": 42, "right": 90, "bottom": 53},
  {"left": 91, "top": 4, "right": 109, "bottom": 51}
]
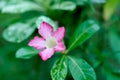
[{"left": 60, "top": 55, "right": 66, "bottom": 64}]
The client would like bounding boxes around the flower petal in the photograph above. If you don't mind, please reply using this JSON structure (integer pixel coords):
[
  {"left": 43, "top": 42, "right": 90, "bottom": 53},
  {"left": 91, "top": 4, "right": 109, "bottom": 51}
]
[
  {"left": 28, "top": 36, "right": 45, "bottom": 50},
  {"left": 39, "top": 22, "right": 53, "bottom": 39},
  {"left": 39, "top": 48, "right": 54, "bottom": 61},
  {"left": 55, "top": 41, "right": 66, "bottom": 52},
  {"left": 53, "top": 27, "right": 65, "bottom": 42}
]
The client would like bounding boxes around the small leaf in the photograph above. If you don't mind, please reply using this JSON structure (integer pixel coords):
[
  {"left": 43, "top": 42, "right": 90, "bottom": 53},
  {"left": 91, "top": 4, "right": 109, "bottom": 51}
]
[
  {"left": 52, "top": 1, "right": 76, "bottom": 11},
  {"left": 36, "top": 16, "right": 57, "bottom": 30},
  {"left": 51, "top": 55, "right": 67, "bottom": 80},
  {"left": 16, "top": 46, "right": 38, "bottom": 59},
  {"left": 68, "top": 56, "right": 96, "bottom": 80},
  {"left": 3, "top": 22, "right": 35, "bottom": 43},
  {"left": 68, "top": 20, "right": 100, "bottom": 52},
  {"left": 2, "top": 1, "right": 44, "bottom": 13}
]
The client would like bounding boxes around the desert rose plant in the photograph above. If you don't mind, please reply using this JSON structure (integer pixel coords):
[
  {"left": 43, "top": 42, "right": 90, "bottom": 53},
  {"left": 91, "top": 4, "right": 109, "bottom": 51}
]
[{"left": 0, "top": 0, "right": 120, "bottom": 80}]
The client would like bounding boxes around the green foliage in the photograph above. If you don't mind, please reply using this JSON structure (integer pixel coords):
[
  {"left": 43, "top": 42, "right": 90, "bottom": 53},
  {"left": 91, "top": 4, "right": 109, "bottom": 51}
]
[
  {"left": 71, "top": 0, "right": 87, "bottom": 6},
  {"left": 0, "top": 13, "right": 20, "bottom": 27},
  {"left": 51, "top": 55, "right": 67, "bottom": 80},
  {"left": 72, "top": 0, "right": 106, "bottom": 6},
  {"left": 51, "top": 1, "right": 76, "bottom": 11},
  {"left": 68, "top": 56, "right": 96, "bottom": 80},
  {"left": 1, "top": 1, "right": 44, "bottom": 13},
  {"left": 103, "top": 0, "right": 120, "bottom": 20},
  {"left": 109, "top": 29, "right": 120, "bottom": 52},
  {"left": 114, "top": 53, "right": 120, "bottom": 64},
  {"left": 91, "top": 0, "right": 106, "bottom": 3},
  {"left": 16, "top": 46, "right": 38, "bottom": 59},
  {"left": 106, "top": 71, "right": 120, "bottom": 80},
  {"left": 68, "top": 20, "right": 100, "bottom": 52},
  {"left": 3, "top": 21, "right": 35, "bottom": 43},
  {"left": 0, "top": 0, "right": 120, "bottom": 80},
  {"left": 0, "top": 1, "right": 6, "bottom": 9}
]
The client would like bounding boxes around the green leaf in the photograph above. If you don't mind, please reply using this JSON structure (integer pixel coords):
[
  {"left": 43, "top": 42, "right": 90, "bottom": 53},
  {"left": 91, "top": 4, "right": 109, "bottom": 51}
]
[
  {"left": 1, "top": 1, "right": 44, "bottom": 13},
  {"left": 16, "top": 46, "right": 38, "bottom": 59},
  {"left": 68, "top": 56, "right": 96, "bottom": 80},
  {"left": 103, "top": 0, "right": 120, "bottom": 20},
  {"left": 51, "top": 55, "right": 67, "bottom": 80},
  {"left": 36, "top": 16, "right": 57, "bottom": 30},
  {"left": 68, "top": 20, "right": 100, "bottom": 52},
  {"left": 3, "top": 21, "right": 35, "bottom": 43},
  {"left": 51, "top": 1, "right": 76, "bottom": 11}
]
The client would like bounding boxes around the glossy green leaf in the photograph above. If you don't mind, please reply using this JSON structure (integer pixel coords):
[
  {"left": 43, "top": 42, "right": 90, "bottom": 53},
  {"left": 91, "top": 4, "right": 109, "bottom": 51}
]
[
  {"left": 103, "top": 0, "right": 120, "bottom": 20},
  {"left": 52, "top": 1, "right": 76, "bottom": 11},
  {"left": 68, "top": 56, "right": 96, "bottom": 80},
  {"left": 16, "top": 46, "right": 38, "bottom": 59},
  {"left": 51, "top": 55, "right": 67, "bottom": 80},
  {"left": 68, "top": 20, "right": 100, "bottom": 52},
  {"left": 36, "top": 16, "right": 57, "bottom": 30},
  {"left": 1, "top": 1, "right": 44, "bottom": 13},
  {"left": 3, "top": 22, "right": 35, "bottom": 43}
]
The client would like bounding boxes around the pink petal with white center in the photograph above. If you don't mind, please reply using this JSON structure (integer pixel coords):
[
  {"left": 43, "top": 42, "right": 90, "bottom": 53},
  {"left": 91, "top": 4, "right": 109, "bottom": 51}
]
[
  {"left": 53, "top": 27, "right": 65, "bottom": 42},
  {"left": 39, "top": 48, "right": 55, "bottom": 61},
  {"left": 28, "top": 36, "right": 45, "bottom": 50},
  {"left": 39, "top": 22, "right": 53, "bottom": 39},
  {"left": 55, "top": 41, "right": 66, "bottom": 52}
]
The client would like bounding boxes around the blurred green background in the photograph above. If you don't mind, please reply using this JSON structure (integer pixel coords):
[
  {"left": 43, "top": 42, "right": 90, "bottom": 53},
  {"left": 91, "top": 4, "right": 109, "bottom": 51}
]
[{"left": 0, "top": 0, "right": 120, "bottom": 80}]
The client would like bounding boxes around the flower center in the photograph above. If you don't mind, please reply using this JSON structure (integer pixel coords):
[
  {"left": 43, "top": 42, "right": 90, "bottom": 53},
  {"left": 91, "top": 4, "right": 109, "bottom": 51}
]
[{"left": 46, "top": 37, "right": 57, "bottom": 48}]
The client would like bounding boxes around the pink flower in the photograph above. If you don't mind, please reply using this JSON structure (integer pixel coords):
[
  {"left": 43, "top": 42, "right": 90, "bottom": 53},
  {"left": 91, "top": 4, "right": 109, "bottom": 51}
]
[{"left": 28, "top": 22, "right": 66, "bottom": 61}]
